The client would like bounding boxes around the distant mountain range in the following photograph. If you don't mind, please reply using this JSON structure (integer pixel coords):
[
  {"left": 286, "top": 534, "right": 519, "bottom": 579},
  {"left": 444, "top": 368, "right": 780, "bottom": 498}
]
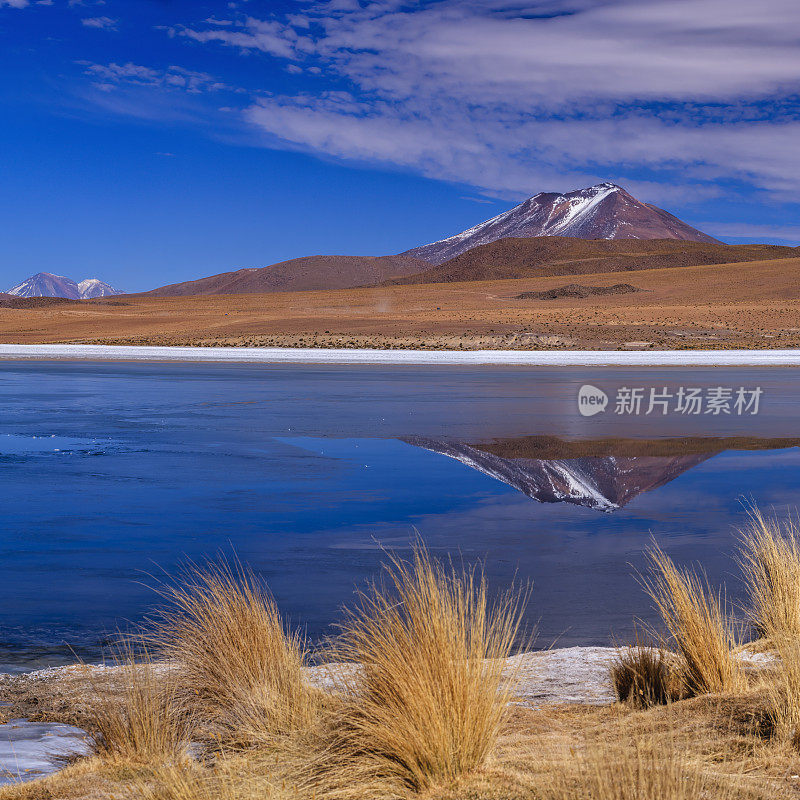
[
  {"left": 9, "top": 184, "right": 790, "bottom": 301},
  {"left": 402, "top": 183, "right": 721, "bottom": 265},
  {"left": 8, "top": 273, "right": 122, "bottom": 300}
]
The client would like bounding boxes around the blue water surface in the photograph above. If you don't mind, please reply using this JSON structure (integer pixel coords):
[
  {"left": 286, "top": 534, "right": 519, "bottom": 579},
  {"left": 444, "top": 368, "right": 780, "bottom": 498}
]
[{"left": 1, "top": 360, "right": 799, "bottom": 670}]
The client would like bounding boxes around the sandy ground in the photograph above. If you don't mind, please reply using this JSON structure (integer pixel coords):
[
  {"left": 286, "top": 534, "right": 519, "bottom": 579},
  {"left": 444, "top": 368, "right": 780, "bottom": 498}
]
[{"left": 1, "top": 257, "right": 800, "bottom": 350}]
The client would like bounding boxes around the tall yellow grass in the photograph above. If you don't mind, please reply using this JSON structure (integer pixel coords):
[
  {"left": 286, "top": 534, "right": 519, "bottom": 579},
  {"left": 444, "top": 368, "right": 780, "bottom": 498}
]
[
  {"left": 149, "top": 559, "right": 318, "bottom": 748},
  {"left": 738, "top": 510, "right": 800, "bottom": 745},
  {"left": 319, "top": 546, "right": 526, "bottom": 794},
  {"left": 641, "top": 543, "right": 743, "bottom": 695},
  {"left": 89, "top": 644, "right": 190, "bottom": 763},
  {"left": 737, "top": 508, "right": 800, "bottom": 641}
]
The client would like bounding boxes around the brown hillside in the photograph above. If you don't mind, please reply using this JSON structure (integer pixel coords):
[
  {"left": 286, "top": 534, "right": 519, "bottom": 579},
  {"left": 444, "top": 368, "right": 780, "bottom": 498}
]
[
  {"left": 143, "top": 255, "right": 429, "bottom": 297},
  {"left": 0, "top": 293, "right": 80, "bottom": 309},
  {"left": 386, "top": 237, "right": 800, "bottom": 284}
]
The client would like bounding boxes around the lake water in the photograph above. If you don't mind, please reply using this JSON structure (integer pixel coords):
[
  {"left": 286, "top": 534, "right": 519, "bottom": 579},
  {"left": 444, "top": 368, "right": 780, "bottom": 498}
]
[{"left": 2, "top": 359, "right": 800, "bottom": 671}]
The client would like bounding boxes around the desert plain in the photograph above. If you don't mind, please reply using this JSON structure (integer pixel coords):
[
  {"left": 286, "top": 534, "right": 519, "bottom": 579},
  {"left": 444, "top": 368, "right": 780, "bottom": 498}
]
[{"left": 1, "top": 256, "right": 799, "bottom": 351}]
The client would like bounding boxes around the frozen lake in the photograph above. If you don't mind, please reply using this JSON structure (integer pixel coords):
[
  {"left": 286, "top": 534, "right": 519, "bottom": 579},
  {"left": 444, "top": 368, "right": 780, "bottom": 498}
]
[{"left": 1, "top": 358, "right": 799, "bottom": 670}]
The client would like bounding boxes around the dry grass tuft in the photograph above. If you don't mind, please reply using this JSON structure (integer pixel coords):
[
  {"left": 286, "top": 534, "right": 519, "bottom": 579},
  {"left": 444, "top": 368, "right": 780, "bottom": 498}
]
[
  {"left": 738, "top": 509, "right": 800, "bottom": 746},
  {"left": 737, "top": 508, "right": 800, "bottom": 642},
  {"left": 149, "top": 561, "right": 318, "bottom": 746},
  {"left": 148, "top": 559, "right": 319, "bottom": 749},
  {"left": 610, "top": 644, "right": 683, "bottom": 708},
  {"left": 765, "top": 638, "right": 800, "bottom": 748},
  {"left": 313, "top": 546, "right": 526, "bottom": 795},
  {"left": 89, "top": 644, "right": 190, "bottom": 764},
  {"left": 641, "top": 544, "right": 744, "bottom": 696}
]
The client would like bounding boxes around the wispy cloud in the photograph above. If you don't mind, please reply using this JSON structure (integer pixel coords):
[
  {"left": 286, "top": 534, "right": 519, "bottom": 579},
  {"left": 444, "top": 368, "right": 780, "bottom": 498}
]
[
  {"left": 177, "top": 17, "right": 303, "bottom": 59},
  {"left": 81, "top": 62, "right": 233, "bottom": 94},
  {"left": 1, "top": 0, "right": 31, "bottom": 8},
  {"left": 81, "top": 16, "right": 117, "bottom": 30},
  {"left": 176, "top": 0, "right": 800, "bottom": 202}
]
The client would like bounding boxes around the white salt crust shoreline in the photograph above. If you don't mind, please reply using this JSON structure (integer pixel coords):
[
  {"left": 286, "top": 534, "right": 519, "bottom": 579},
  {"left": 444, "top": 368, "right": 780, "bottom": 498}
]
[
  {"left": 2, "top": 645, "right": 774, "bottom": 709},
  {"left": 1, "top": 344, "right": 800, "bottom": 366}
]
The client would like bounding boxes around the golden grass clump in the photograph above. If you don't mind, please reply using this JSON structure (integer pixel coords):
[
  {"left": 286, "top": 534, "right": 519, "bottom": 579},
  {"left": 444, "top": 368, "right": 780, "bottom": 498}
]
[
  {"left": 89, "top": 645, "right": 190, "bottom": 764},
  {"left": 320, "top": 546, "right": 526, "bottom": 794},
  {"left": 737, "top": 508, "right": 800, "bottom": 642},
  {"left": 610, "top": 644, "right": 683, "bottom": 708},
  {"left": 641, "top": 544, "right": 744, "bottom": 696},
  {"left": 737, "top": 509, "right": 800, "bottom": 746},
  {"left": 765, "top": 637, "right": 800, "bottom": 748},
  {"left": 149, "top": 559, "right": 318, "bottom": 748}
]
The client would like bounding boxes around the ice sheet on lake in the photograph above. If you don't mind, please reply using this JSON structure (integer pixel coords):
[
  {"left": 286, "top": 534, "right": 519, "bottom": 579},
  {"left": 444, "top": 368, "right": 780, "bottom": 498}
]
[{"left": 0, "top": 719, "right": 90, "bottom": 785}]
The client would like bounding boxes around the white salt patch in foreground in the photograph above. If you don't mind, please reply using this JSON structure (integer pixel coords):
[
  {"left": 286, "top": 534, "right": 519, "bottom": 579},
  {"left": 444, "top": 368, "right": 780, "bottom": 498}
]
[
  {"left": 1, "top": 344, "right": 800, "bottom": 366},
  {"left": 0, "top": 720, "right": 90, "bottom": 785},
  {"left": 508, "top": 647, "right": 620, "bottom": 706}
]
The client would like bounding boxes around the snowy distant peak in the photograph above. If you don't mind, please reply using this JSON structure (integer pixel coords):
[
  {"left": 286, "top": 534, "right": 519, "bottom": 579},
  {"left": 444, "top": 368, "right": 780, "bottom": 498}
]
[
  {"left": 8, "top": 273, "right": 81, "bottom": 300},
  {"left": 77, "top": 278, "right": 123, "bottom": 299},
  {"left": 7, "top": 273, "right": 122, "bottom": 300},
  {"left": 403, "top": 182, "right": 720, "bottom": 266}
]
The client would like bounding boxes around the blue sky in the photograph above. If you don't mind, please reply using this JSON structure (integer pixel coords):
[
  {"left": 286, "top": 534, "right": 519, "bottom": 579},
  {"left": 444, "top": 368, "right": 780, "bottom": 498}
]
[{"left": 1, "top": 0, "right": 799, "bottom": 292}]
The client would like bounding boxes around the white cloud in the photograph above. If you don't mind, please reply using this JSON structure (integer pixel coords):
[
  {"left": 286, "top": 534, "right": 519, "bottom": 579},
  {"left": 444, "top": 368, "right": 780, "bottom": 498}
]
[
  {"left": 81, "top": 16, "right": 117, "bottom": 30},
  {"left": 1, "top": 0, "right": 30, "bottom": 8},
  {"left": 190, "top": 0, "right": 800, "bottom": 104},
  {"left": 82, "top": 62, "right": 233, "bottom": 94},
  {"left": 243, "top": 95, "right": 800, "bottom": 203},
  {"left": 174, "top": 0, "right": 800, "bottom": 202},
  {"left": 178, "top": 17, "right": 302, "bottom": 59}
]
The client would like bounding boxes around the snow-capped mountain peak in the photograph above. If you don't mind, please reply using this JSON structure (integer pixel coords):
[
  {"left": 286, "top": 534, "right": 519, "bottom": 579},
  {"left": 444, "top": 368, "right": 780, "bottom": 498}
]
[
  {"left": 7, "top": 273, "right": 122, "bottom": 300},
  {"left": 403, "top": 182, "right": 720, "bottom": 265},
  {"left": 8, "top": 273, "right": 81, "bottom": 300},
  {"left": 77, "top": 278, "right": 123, "bottom": 299}
]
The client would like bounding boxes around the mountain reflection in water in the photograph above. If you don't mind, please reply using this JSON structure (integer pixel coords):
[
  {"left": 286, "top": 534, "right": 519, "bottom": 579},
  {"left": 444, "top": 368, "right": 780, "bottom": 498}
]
[{"left": 403, "top": 436, "right": 800, "bottom": 512}]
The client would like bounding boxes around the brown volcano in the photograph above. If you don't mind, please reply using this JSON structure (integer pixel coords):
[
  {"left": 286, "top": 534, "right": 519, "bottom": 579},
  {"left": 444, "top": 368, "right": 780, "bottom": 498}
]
[{"left": 402, "top": 183, "right": 722, "bottom": 265}]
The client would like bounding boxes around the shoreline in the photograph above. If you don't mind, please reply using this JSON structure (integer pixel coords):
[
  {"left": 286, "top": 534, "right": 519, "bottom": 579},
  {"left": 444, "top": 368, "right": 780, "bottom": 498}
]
[
  {"left": 0, "top": 647, "right": 639, "bottom": 714},
  {"left": 0, "top": 644, "right": 773, "bottom": 714},
  {"left": 2, "top": 343, "right": 800, "bottom": 366}
]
